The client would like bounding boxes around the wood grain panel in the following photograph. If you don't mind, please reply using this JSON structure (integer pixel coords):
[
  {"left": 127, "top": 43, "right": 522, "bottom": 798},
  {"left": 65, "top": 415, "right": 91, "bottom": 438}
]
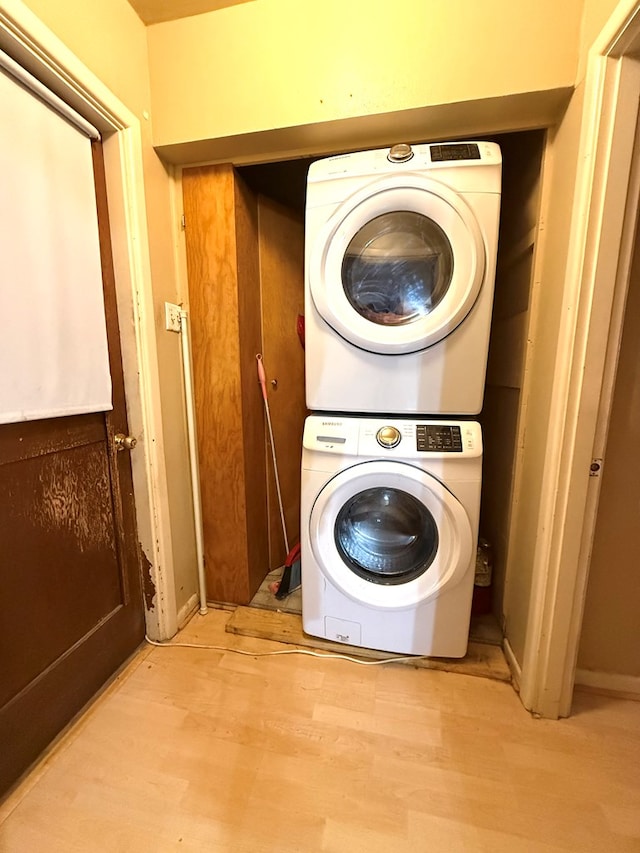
[
  {"left": 183, "top": 165, "right": 251, "bottom": 603},
  {"left": 0, "top": 442, "right": 121, "bottom": 705},
  {"left": 0, "top": 414, "right": 104, "bottom": 465},
  {"left": 182, "top": 165, "right": 269, "bottom": 604},
  {"left": 258, "top": 196, "right": 306, "bottom": 568},
  {"left": 225, "top": 607, "right": 512, "bottom": 682},
  {"left": 0, "top": 140, "right": 144, "bottom": 796},
  {"left": 3, "top": 608, "right": 639, "bottom": 852},
  {"left": 233, "top": 172, "right": 269, "bottom": 598}
]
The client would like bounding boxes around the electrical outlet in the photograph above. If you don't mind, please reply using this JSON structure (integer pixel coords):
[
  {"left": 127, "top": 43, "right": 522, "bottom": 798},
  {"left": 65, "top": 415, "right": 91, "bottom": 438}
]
[{"left": 164, "top": 302, "right": 181, "bottom": 333}]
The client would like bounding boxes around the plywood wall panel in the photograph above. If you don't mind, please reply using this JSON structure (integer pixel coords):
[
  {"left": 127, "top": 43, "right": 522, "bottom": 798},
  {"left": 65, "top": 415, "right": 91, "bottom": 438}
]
[
  {"left": 481, "top": 130, "right": 545, "bottom": 624},
  {"left": 182, "top": 164, "right": 267, "bottom": 604},
  {"left": 480, "top": 385, "right": 521, "bottom": 616},
  {"left": 257, "top": 197, "right": 305, "bottom": 568},
  {"left": 233, "top": 173, "right": 269, "bottom": 597},
  {"left": 486, "top": 313, "right": 529, "bottom": 389}
]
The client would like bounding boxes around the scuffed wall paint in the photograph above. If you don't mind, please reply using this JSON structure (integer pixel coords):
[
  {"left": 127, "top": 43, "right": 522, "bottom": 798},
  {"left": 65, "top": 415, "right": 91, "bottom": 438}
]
[{"left": 139, "top": 546, "right": 156, "bottom": 611}]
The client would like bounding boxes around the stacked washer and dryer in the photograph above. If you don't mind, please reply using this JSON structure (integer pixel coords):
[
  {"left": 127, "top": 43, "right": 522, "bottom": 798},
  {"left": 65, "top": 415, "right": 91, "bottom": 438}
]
[{"left": 301, "top": 141, "right": 502, "bottom": 657}]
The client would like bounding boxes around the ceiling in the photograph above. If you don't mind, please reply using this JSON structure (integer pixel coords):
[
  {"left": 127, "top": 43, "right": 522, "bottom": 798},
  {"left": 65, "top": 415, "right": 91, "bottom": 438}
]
[{"left": 127, "top": 0, "right": 254, "bottom": 25}]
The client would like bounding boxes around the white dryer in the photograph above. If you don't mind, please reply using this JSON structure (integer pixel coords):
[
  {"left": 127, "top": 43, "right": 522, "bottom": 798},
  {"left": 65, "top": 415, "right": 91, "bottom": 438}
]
[
  {"left": 305, "top": 141, "right": 501, "bottom": 415},
  {"left": 301, "top": 414, "right": 482, "bottom": 657}
]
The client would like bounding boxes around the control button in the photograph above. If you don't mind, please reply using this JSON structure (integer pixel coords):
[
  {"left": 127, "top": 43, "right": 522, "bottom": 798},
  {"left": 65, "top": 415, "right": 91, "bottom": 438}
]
[
  {"left": 387, "top": 143, "right": 414, "bottom": 163},
  {"left": 376, "top": 426, "right": 402, "bottom": 449}
]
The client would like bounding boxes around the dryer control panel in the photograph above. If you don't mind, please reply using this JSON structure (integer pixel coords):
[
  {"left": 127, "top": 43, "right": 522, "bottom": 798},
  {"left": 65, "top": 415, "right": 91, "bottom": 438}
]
[
  {"left": 430, "top": 143, "right": 480, "bottom": 162},
  {"left": 307, "top": 140, "right": 501, "bottom": 187}
]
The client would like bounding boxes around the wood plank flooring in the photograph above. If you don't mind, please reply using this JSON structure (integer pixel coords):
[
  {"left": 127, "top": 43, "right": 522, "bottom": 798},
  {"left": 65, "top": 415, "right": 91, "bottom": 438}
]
[
  {"left": 226, "top": 606, "right": 512, "bottom": 682},
  {"left": 1, "top": 608, "right": 639, "bottom": 852}
]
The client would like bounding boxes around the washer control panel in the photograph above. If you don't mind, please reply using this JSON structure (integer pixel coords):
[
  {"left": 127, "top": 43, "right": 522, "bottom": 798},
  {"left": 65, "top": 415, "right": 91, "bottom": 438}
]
[
  {"left": 416, "top": 424, "right": 462, "bottom": 452},
  {"left": 303, "top": 416, "right": 482, "bottom": 459}
]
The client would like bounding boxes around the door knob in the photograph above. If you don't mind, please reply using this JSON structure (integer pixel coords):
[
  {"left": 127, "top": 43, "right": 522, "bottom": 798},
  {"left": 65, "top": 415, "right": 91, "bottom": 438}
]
[{"left": 114, "top": 433, "right": 137, "bottom": 452}]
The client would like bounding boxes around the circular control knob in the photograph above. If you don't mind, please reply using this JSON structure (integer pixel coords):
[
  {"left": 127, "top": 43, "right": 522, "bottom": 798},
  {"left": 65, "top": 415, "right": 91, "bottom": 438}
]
[
  {"left": 387, "top": 143, "right": 414, "bottom": 163},
  {"left": 376, "top": 426, "right": 402, "bottom": 449}
]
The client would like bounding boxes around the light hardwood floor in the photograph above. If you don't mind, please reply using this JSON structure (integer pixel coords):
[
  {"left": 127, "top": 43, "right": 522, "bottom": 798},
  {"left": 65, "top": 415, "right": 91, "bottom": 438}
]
[{"left": 1, "top": 609, "right": 639, "bottom": 852}]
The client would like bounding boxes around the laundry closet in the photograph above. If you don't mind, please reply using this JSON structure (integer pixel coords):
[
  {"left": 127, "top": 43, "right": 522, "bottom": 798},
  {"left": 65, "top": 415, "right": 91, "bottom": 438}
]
[{"left": 182, "top": 129, "right": 546, "bottom": 640}]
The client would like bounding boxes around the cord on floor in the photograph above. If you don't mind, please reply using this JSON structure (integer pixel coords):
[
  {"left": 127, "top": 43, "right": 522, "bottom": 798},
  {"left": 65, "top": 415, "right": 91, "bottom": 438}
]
[{"left": 144, "top": 635, "right": 426, "bottom": 667}]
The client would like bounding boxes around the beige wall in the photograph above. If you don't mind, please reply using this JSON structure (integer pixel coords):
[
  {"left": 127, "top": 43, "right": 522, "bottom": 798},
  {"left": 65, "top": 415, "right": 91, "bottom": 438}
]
[
  {"left": 19, "top": 0, "right": 632, "bottom": 672},
  {"left": 577, "top": 218, "right": 640, "bottom": 679},
  {"left": 573, "top": 0, "right": 640, "bottom": 684},
  {"left": 141, "top": 0, "right": 592, "bottom": 660},
  {"left": 502, "top": 0, "right": 634, "bottom": 681},
  {"left": 580, "top": 0, "right": 623, "bottom": 59},
  {"left": 22, "top": 0, "right": 149, "bottom": 115},
  {"left": 146, "top": 0, "right": 581, "bottom": 163},
  {"left": 21, "top": 0, "right": 198, "bottom": 617}
]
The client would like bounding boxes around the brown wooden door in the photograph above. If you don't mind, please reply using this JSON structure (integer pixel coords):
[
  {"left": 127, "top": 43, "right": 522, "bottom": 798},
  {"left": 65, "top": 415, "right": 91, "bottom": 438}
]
[{"left": 0, "top": 142, "right": 145, "bottom": 796}]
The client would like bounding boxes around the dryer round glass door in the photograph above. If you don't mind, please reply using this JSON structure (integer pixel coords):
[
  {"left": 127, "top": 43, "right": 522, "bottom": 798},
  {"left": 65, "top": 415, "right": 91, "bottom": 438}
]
[
  {"left": 342, "top": 211, "right": 453, "bottom": 326},
  {"left": 309, "top": 175, "right": 486, "bottom": 354},
  {"left": 309, "top": 460, "right": 474, "bottom": 609}
]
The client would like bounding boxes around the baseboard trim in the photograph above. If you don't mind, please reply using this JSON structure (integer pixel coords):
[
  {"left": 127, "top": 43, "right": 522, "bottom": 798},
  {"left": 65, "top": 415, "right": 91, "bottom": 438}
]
[
  {"left": 574, "top": 668, "right": 640, "bottom": 700},
  {"left": 502, "top": 637, "right": 522, "bottom": 692},
  {"left": 176, "top": 594, "right": 200, "bottom": 630}
]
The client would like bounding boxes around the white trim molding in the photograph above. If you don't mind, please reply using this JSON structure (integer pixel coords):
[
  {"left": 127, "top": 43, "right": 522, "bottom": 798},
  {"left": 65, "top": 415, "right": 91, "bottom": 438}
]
[
  {"left": 177, "top": 592, "right": 200, "bottom": 630},
  {"left": 519, "top": 1, "right": 640, "bottom": 718},
  {"left": 0, "top": 0, "right": 178, "bottom": 640},
  {"left": 502, "top": 638, "right": 522, "bottom": 693},
  {"left": 575, "top": 669, "right": 640, "bottom": 699}
]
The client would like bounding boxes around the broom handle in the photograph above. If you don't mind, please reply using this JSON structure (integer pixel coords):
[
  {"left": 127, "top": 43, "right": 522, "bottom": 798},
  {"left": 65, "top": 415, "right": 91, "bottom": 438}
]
[{"left": 256, "top": 354, "right": 290, "bottom": 555}]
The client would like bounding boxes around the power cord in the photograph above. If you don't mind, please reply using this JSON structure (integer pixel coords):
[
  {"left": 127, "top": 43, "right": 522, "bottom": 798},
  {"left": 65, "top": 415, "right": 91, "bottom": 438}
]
[{"left": 144, "top": 636, "right": 427, "bottom": 667}]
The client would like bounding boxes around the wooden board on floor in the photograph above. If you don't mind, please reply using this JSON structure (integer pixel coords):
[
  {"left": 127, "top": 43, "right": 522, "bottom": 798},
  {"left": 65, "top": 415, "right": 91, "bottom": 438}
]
[{"left": 226, "top": 606, "right": 512, "bottom": 682}]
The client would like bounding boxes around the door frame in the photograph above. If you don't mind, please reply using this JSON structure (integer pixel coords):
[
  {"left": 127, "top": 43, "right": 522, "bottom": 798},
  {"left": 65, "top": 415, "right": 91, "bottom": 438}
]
[
  {"left": 520, "top": 1, "right": 640, "bottom": 717},
  {"left": 0, "top": 1, "right": 178, "bottom": 640}
]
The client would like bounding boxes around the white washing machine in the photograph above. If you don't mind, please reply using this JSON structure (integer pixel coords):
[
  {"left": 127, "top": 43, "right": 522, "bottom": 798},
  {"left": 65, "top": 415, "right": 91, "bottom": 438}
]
[
  {"left": 305, "top": 141, "right": 501, "bottom": 415},
  {"left": 301, "top": 414, "right": 482, "bottom": 657}
]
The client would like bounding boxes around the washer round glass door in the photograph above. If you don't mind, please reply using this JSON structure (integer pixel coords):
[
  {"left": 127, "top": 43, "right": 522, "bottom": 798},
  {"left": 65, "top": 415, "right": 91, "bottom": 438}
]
[
  {"left": 334, "top": 486, "right": 439, "bottom": 584},
  {"left": 309, "top": 460, "right": 473, "bottom": 609},
  {"left": 309, "top": 175, "right": 486, "bottom": 354}
]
